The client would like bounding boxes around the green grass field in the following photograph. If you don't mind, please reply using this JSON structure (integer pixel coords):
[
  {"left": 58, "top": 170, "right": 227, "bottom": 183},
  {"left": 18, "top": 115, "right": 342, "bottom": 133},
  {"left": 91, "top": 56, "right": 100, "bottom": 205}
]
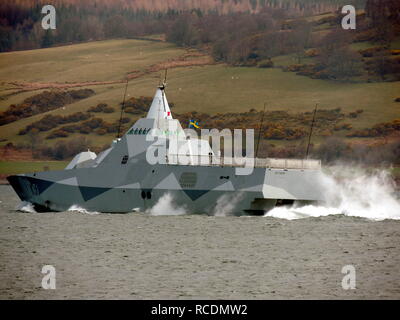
[
  {"left": 0, "top": 161, "right": 69, "bottom": 175},
  {"left": 0, "top": 38, "right": 399, "bottom": 148},
  {"left": 0, "top": 39, "right": 184, "bottom": 83}
]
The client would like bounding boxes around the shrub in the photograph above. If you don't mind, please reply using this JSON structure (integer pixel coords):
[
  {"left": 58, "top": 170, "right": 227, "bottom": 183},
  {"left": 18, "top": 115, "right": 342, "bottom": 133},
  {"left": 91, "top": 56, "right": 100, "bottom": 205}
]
[
  {"left": 39, "top": 137, "right": 92, "bottom": 160},
  {"left": 258, "top": 58, "right": 274, "bottom": 68},
  {"left": 123, "top": 96, "right": 152, "bottom": 114},
  {"left": 96, "top": 128, "right": 107, "bottom": 135},
  {"left": 46, "top": 129, "right": 69, "bottom": 139},
  {"left": 347, "top": 119, "right": 400, "bottom": 137},
  {"left": 19, "top": 112, "right": 91, "bottom": 135},
  {"left": 0, "top": 89, "right": 95, "bottom": 126},
  {"left": 88, "top": 103, "right": 115, "bottom": 113}
]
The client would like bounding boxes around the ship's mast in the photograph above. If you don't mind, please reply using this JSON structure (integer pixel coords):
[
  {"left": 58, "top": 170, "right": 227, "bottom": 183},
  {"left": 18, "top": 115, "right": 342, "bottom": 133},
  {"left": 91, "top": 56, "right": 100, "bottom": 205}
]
[
  {"left": 157, "top": 69, "right": 168, "bottom": 128},
  {"left": 161, "top": 69, "right": 168, "bottom": 115}
]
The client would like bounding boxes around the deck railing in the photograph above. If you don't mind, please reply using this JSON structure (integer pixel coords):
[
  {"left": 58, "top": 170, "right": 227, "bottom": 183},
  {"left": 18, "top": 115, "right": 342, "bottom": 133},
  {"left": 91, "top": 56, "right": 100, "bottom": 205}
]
[{"left": 165, "top": 155, "right": 321, "bottom": 170}]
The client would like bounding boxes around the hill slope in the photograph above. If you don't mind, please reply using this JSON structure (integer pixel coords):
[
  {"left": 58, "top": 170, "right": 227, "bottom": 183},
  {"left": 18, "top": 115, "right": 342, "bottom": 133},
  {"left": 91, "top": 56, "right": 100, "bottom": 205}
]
[{"left": 0, "top": 38, "right": 399, "bottom": 148}]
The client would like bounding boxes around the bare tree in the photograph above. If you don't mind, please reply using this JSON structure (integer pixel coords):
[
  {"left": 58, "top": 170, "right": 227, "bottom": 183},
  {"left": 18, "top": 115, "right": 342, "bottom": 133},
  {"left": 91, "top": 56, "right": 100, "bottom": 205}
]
[
  {"left": 290, "top": 20, "right": 312, "bottom": 64},
  {"left": 318, "top": 29, "right": 362, "bottom": 80},
  {"left": 28, "top": 128, "right": 41, "bottom": 158}
]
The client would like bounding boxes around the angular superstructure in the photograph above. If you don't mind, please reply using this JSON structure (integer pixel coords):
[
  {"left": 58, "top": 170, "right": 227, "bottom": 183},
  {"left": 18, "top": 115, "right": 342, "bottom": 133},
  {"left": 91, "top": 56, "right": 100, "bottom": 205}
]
[{"left": 8, "top": 83, "right": 324, "bottom": 215}]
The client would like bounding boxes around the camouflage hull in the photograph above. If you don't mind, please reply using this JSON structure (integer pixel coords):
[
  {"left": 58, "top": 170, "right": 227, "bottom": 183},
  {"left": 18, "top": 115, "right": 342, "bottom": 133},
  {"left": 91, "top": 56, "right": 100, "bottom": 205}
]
[{"left": 7, "top": 162, "right": 324, "bottom": 215}]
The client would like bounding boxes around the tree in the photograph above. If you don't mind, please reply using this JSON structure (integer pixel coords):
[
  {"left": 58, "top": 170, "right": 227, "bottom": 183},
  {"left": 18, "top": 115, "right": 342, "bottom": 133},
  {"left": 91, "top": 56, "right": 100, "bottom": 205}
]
[
  {"left": 41, "top": 29, "right": 54, "bottom": 48},
  {"left": 0, "top": 25, "right": 13, "bottom": 51},
  {"left": 166, "top": 14, "right": 198, "bottom": 46},
  {"left": 315, "top": 136, "right": 348, "bottom": 163},
  {"left": 289, "top": 20, "right": 312, "bottom": 64},
  {"left": 28, "top": 128, "right": 41, "bottom": 157},
  {"left": 366, "top": 0, "right": 400, "bottom": 27},
  {"left": 318, "top": 30, "right": 362, "bottom": 80}
]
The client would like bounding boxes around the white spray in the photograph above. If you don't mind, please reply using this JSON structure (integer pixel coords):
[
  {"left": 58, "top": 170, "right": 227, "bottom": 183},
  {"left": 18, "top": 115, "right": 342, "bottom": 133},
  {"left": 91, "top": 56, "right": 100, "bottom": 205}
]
[
  {"left": 67, "top": 204, "right": 100, "bottom": 215},
  {"left": 212, "top": 192, "right": 244, "bottom": 216},
  {"left": 265, "top": 165, "right": 400, "bottom": 221},
  {"left": 16, "top": 201, "right": 36, "bottom": 213},
  {"left": 146, "top": 193, "right": 187, "bottom": 216}
]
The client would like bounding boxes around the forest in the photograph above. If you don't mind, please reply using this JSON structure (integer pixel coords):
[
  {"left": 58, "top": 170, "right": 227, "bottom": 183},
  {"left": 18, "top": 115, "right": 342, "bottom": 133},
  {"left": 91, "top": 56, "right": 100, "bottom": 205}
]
[
  {"left": 1, "top": 1, "right": 399, "bottom": 81},
  {"left": 0, "top": 0, "right": 367, "bottom": 52}
]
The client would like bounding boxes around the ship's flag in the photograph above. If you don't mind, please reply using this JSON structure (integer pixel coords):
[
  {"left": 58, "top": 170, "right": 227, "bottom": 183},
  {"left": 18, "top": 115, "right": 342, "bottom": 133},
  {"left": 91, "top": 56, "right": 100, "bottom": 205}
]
[{"left": 189, "top": 119, "right": 200, "bottom": 129}]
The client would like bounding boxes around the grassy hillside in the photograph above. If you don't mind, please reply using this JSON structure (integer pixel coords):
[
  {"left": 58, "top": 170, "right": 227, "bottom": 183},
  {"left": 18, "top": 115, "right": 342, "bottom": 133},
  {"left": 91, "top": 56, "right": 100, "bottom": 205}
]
[
  {"left": 0, "top": 39, "right": 185, "bottom": 83},
  {"left": 0, "top": 38, "right": 399, "bottom": 148}
]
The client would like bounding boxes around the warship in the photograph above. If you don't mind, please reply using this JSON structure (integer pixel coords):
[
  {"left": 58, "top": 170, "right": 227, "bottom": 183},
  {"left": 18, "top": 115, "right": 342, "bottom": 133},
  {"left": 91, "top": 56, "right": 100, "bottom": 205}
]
[{"left": 8, "top": 81, "right": 324, "bottom": 215}]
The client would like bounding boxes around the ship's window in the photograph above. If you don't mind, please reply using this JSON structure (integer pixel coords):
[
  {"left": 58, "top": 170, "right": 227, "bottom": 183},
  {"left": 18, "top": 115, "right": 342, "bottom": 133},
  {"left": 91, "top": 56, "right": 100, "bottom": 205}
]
[
  {"left": 134, "top": 128, "right": 138, "bottom": 134},
  {"left": 139, "top": 129, "right": 143, "bottom": 134},
  {"left": 121, "top": 155, "right": 129, "bottom": 164}
]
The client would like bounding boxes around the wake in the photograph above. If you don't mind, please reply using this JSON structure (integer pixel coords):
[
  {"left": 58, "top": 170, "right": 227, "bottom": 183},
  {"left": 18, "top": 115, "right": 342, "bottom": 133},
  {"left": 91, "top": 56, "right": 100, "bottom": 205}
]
[{"left": 265, "top": 165, "right": 400, "bottom": 221}]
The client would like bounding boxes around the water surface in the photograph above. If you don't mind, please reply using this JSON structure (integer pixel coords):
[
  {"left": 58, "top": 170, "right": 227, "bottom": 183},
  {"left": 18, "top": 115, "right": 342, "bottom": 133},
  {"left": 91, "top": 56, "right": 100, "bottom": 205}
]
[{"left": 0, "top": 185, "right": 399, "bottom": 299}]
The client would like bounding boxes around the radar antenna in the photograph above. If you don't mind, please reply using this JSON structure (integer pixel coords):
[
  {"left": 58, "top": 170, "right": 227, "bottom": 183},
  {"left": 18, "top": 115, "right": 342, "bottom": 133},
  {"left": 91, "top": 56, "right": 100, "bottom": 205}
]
[
  {"left": 160, "top": 69, "right": 168, "bottom": 115},
  {"left": 305, "top": 103, "right": 318, "bottom": 159},
  {"left": 255, "top": 102, "right": 266, "bottom": 159},
  {"left": 117, "top": 78, "right": 129, "bottom": 139}
]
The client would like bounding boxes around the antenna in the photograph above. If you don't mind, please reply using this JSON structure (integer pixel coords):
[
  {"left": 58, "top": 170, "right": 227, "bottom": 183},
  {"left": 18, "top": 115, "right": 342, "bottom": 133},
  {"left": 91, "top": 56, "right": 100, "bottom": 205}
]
[
  {"left": 164, "top": 69, "right": 168, "bottom": 86},
  {"left": 305, "top": 103, "right": 318, "bottom": 159},
  {"left": 255, "top": 103, "right": 266, "bottom": 159},
  {"left": 160, "top": 69, "right": 168, "bottom": 114},
  {"left": 117, "top": 78, "right": 129, "bottom": 139}
]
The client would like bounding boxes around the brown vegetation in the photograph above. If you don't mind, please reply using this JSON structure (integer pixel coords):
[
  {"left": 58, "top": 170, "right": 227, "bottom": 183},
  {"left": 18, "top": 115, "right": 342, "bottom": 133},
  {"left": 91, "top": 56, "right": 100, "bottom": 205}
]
[
  {"left": 46, "top": 117, "right": 120, "bottom": 139},
  {"left": 123, "top": 97, "right": 154, "bottom": 114},
  {"left": 88, "top": 103, "right": 115, "bottom": 113},
  {"left": 18, "top": 112, "right": 91, "bottom": 135},
  {"left": 0, "top": 89, "right": 95, "bottom": 125},
  {"left": 174, "top": 108, "right": 347, "bottom": 141},
  {"left": 38, "top": 137, "right": 93, "bottom": 160},
  {"left": 346, "top": 119, "right": 400, "bottom": 138}
]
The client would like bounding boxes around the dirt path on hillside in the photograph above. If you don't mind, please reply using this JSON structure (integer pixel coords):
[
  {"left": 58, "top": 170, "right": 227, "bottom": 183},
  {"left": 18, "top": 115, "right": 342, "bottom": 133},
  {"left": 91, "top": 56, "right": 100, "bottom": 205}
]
[
  {"left": 2, "top": 51, "right": 217, "bottom": 97},
  {"left": 126, "top": 52, "right": 215, "bottom": 80}
]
